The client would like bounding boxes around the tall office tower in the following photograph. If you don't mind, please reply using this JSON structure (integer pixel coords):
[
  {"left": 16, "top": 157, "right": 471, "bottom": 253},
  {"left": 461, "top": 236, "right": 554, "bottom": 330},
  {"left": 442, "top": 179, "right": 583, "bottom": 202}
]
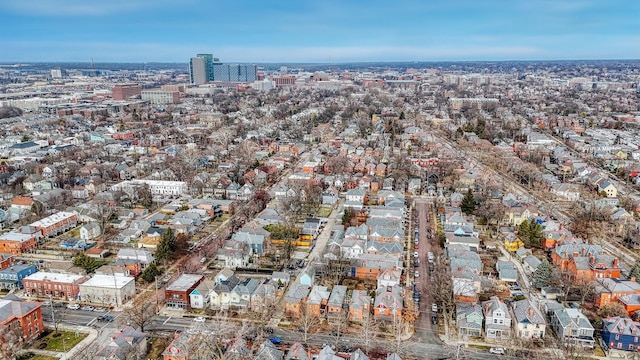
[
  {"left": 189, "top": 57, "right": 208, "bottom": 85},
  {"left": 190, "top": 53, "right": 257, "bottom": 83}
]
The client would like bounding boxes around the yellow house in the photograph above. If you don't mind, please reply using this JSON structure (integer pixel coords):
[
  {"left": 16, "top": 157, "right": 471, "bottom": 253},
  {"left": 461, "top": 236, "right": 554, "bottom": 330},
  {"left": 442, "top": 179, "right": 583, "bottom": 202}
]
[
  {"left": 615, "top": 150, "right": 628, "bottom": 160},
  {"left": 504, "top": 233, "right": 524, "bottom": 252}
]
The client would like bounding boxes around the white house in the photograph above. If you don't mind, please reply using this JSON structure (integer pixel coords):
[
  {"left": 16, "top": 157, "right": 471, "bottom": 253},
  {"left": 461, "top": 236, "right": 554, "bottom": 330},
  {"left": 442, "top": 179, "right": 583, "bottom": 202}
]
[
  {"left": 79, "top": 222, "right": 101, "bottom": 241},
  {"left": 189, "top": 279, "right": 215, "bottom": 309},
  {"left": 482, "top": 296, "right": 512, "bottom": 339},
  {"left": 511, "top": 299, "right": 546, "bottom": 339}
]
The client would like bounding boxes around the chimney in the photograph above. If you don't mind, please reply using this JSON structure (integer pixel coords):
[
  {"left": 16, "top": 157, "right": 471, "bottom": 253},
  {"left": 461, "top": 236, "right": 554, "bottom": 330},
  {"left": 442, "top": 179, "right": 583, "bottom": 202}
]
[
  {"left": 589, "top": 256, "right": 595, "bottom": 265},
  {"left": 613, "top": 259, "right": 619, "bottom": 268},
  {"left": 632, "top": 277, "right": 636, "bottom": 283},
  {"left": 529, "top": 308, "right": 534, "bottom": 317},
  {"left": 581, "top": 247, "right": 587, "bottom": 256}
]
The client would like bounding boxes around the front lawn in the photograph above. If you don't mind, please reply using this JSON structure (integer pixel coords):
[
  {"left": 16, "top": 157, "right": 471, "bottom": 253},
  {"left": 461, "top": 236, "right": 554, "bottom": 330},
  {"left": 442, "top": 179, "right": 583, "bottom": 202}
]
[{"left": 30, "top": 330, "right": 87, "bottom": 352}]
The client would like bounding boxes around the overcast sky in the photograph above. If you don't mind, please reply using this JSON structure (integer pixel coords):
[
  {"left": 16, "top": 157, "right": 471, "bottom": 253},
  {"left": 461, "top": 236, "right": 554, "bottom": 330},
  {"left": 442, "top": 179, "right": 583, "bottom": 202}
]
[{"left": 1, "top": 0, "right": 638, "bottom": 63}]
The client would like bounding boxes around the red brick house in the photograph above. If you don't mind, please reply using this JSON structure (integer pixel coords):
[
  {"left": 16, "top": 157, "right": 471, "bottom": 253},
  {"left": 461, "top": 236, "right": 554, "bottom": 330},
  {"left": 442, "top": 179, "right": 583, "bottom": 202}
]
[
  {"left": 0, "top": 294, "right": 44, "bottom": 343},
  {"left": 165, "top": 274, "right": 203, "bottom": 310},
  {"left": 22, "top": 272, "right": 87, "bottom": 301}
]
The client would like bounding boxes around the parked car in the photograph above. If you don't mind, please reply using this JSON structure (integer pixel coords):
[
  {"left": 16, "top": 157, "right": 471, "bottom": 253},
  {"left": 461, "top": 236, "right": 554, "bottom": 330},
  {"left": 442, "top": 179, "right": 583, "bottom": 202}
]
[
  {"left": 413, "top": 260, "right": 419, "bottom": 267},
  {"left": 414, "top": 243, "right": 419, "bottom": 249},
  {"left": 200, "top": 257, "right": 207, "bottom": 263},
  {"left": 428, "top": 264, "right": 434, "bottom": 272},
  {"left": 42, "top": 301, "right": 51, "bottom": 306},
  {"left": 414, "top": 271, "right": 420, "bottom": 278},
  {"left": 194, "top": 316, "right": 207, "bottom": 323},
  {"left": 413, "top": 251, "right": 419, "bottom": 258},
  {"left": 93, "top": 307, "right": 106, "bottom": 312},
  {"left": 97, "top": 315, "right": 114, "bottom": 322},
  {"left": 67, "top": 304, "right": 80, "bottom": 310},
  {"left": 264, "top": 327, "right": 274, "bottom": 334},
  {"left": 269, "top": 337, "right": 281, "bottom": 344},
  {"left": 489, "top": 347, "right": 505, "bottom": 355},
  {"left": 431, "top": 303, "right": 438, "bottom": 313},
  {"left": 81, "top": 306, "right": 95, "bottom": 311},
  {"left": 431, "top": 315, "right": 438, "bottom": 325},
  {"left": 53, "top": 302, "right": 66, "bottom": 308}
]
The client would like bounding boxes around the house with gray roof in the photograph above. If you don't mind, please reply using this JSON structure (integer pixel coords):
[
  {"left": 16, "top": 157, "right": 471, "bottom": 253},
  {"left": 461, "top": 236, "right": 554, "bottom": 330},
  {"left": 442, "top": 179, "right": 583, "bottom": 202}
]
[
  {"left": 523, "top": 255, "right": 542, "bottom": 275},
  {"left": 254, "top": 340, "right": 284, "bottom": 360},
  {"left": 327, "top": 285, "right": 347, "bottom": 321},
  {"left": 232, "top": 231, "right": 265, "bottom": 255},
  {"left": 230, "top": 278, "right": 260, "bottom": 309},
  {"left": 496, "top": 261, "right": 518, "bottom": 283},
  {"left": 210, "top": 274, "right": 240, "bottom": 310},
  {"left": 482, "top": 296, "right": 512, "bottom": 339},
  {"left": 285, "top": 343, "right": 308, "bottom": 360},
  {"left": 448, "top": 246, "right": 483, "bottom": 274},
  {"left": 456, "top": 302, "right": 484, "bottom": 338},
  {"left": 511, "top": 299, "right": 546, "bottom": 339},
  {"left": 96, "top": 325, "right": 147, "bottom": 360},
  {"left": 551, "top": 307, "right": 595, "bottom": 348}
]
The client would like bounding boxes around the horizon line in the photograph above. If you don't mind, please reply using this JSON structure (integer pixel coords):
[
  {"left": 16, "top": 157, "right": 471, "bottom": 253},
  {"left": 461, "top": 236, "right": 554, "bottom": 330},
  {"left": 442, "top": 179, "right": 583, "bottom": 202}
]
[{"left": 2, "top": 58, "right": 640, "bottom": 66}]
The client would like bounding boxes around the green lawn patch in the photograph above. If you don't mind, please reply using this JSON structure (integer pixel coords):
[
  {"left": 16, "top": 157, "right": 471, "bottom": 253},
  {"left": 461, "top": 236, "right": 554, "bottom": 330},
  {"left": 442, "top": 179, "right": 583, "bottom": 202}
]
[
  {"left": 317, "top": 206, "right": 332, "bottom": 218},
  {"left": 31, "top": 330, "right": 87, "bottom": 352}
]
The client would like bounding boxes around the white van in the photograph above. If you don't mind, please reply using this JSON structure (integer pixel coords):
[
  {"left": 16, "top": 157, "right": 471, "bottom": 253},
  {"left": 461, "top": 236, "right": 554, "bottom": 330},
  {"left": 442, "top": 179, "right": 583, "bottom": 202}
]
[{"left": 427, "top": 252, "right": 434, "bottom": 263}]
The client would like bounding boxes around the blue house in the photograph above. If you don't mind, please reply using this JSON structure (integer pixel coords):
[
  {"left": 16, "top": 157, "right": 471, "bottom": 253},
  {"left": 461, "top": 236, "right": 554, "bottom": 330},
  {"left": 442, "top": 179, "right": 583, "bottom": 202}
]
[
  {"left": 602, "top": 316, "right": 640, "bottom": 352},
  {"left": 0, "top": 263, "right": 37, "bottom": 290}
]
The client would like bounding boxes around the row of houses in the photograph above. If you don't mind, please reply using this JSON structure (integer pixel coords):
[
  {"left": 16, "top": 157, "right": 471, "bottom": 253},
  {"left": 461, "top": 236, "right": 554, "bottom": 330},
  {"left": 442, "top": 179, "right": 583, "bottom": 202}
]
[{"left": 0, "top": 211, "right": 77, "bottom": 255}]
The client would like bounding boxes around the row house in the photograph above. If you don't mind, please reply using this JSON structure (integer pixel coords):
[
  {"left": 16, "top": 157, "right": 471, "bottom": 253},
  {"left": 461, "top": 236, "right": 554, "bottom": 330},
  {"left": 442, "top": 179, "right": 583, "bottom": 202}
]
[
  {"left": 116, "top": 248, "right": 155, "bottom": 269},
  {"left": 306, "top": 285, "right": 330, "bottom": 317},
  {"left": 250, "top": 279, "right": 278, "bottom": 313},
  {"left": 348, "top": 289, "right": 372, "bottom": 323},
  {"left": 189, "top": 279, "right": 215, "bottom": 309},
  {"left": 0, "top": 294, "right": 44, "bottom": 343},
  {"left": 326, "top": 285, "right": 347, "bottom": 322},
  {"left": 285, "top": 283, "right": 311, "bottom": 318},
  {"left": 0, "top": 232, "right": 39, "bottom": 255},
  {"left": 354, "top": 253, "right": 403, "bottom": 281},
  {"left": 23, "top": 271, "right": 87, "bottom": 301},
  {"left": 30, "top": 211, "right": 77, "bottom": 238},
  {"left": 0, "top": 263, "right": 37, "bottom": 290}
]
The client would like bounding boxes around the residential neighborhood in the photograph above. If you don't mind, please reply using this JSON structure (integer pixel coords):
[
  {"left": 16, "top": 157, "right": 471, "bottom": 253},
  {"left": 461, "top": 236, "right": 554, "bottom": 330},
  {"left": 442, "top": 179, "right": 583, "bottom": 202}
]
[{"left": 0, "top": 59, "right": 639, "bottom": 360}]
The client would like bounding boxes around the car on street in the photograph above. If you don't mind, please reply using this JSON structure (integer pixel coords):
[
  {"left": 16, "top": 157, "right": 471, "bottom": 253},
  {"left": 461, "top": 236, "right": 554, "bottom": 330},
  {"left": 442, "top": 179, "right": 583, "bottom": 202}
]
[
  {"left": 43, "top": 301, "right": 51, "bottom": 306},
  {"left": 414, "top": 243, "right": 419, "bottom": 249},
  {"left": 200, "top": 257, "right": 207, "bottom": 263},
  {"left": 93, "top": 307, "right": 106, "bottom": 312},
  {"left": 428, "top": 264, "right": 434, "bottom": 272},
  {"left": 269, "top": 337, "right": 281, "bottom": 344},
  {"left": 163, "top": 276, "right": 171, "bottom": 282},
  {"left": 53, "top": 302, "right": 66, "bottom": 308},
  {"left": 431, "top": 303, "right": 438, "bottom": 312},
  {"left": 489, "top": 347, "right": 505, "bottom": 355},
  {"left": 431, "top": 315, "right": 438, "bottom": 325},
  {"left": 97, "top": 315, "right": 114, "bottom": 322},
  {"left": 414, "top": 271, "right": 419, "bottom": 278},
  {"left": 413, "top": 251, "right": 419, "bottom": 258},
  {"left": 81, "top": 306, "right": 95, "bottom": 311},
  {"left": 194, "top": 316, "right": 207, "bottom": 323},
  {"left": 413, "top": 291, "right": 421, "bottom": 300},
  {"left": 67, "top": 304, "right": 80, "bottom": 310},
  {"left": 413, "top": 260, "right": 419, "bottom": 267}
]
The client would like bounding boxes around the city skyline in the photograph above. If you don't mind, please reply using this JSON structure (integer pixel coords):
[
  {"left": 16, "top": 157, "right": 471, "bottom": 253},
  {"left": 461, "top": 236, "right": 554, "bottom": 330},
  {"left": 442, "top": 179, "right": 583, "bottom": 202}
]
[{"left": 1, "top": 0, "right": 638, "bottom": 63}]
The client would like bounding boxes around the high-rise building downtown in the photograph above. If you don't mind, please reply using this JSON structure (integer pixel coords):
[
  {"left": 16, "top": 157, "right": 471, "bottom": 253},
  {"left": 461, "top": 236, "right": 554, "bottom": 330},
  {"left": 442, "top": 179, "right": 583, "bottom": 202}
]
[{"left": 189, "top": 53, "right": 257, "bottom": 84}]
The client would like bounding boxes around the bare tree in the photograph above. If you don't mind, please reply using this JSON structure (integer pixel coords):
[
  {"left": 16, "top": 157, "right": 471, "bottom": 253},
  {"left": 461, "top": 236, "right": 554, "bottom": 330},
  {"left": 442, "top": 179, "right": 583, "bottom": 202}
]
[
  {"left": 120, "top": 291, "right": 156, "bottom": 332},
  {"left": 356, "top": 311, "right": 378, "bottom": 354},
  {"left": 430, "top": 248, "right": 455, "bottom": 340},
  {"left": 297, "top": 304, "right": 321, "bottom": 345},
  {"left": 0, "top": 322, "right": 24, "bottom": 360}
]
